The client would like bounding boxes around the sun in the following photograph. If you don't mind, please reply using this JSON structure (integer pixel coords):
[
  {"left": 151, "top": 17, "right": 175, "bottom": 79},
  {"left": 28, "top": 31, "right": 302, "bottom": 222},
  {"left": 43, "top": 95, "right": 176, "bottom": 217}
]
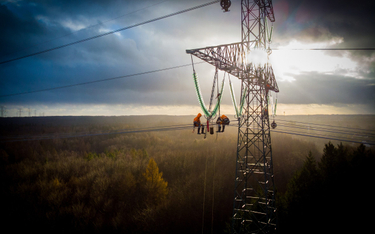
[{"left": 270, "top": 39, "right": 358, "bottom": 82}]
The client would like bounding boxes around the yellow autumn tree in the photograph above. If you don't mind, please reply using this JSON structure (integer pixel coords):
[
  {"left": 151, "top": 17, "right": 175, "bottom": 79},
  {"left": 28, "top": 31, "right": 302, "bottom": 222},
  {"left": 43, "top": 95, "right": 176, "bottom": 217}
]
[{"left": 143, "top": 158, "right": 168, "bottom": 205}]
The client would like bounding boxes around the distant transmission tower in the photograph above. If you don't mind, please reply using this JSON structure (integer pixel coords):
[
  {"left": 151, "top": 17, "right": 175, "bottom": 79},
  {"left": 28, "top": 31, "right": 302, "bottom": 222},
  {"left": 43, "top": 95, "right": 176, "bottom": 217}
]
[
  {"left": 186, "top": 1, "right": 278, "bottom": 233},
  {"left": 0, "top": 106, "right": 5, "bottom": 117}
]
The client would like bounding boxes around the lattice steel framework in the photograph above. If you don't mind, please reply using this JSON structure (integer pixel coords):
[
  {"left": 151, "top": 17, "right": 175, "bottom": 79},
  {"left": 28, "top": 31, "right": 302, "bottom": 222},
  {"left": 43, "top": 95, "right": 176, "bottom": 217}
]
[{"left": 186, "top": 1, "right": 278, "bottom": 233}]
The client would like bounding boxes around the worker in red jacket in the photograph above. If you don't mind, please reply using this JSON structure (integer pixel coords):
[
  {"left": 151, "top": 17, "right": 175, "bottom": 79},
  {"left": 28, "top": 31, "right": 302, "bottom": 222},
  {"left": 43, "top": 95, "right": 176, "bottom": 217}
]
[
  {"left": 193, "top": 113, "right": 205, "bottom": 134},
  {"left": 216, "top": 114, "right": 230, "bottom": 132}
]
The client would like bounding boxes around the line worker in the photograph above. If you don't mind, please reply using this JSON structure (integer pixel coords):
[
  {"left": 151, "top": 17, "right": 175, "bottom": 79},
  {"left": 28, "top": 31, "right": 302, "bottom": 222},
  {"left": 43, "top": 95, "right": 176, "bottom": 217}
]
[
  {"left": 216, "top": 114, "right": 230, "bottom": 132},
  {"left": 193, "top": 113, "right": 205, "bottom": 134}
]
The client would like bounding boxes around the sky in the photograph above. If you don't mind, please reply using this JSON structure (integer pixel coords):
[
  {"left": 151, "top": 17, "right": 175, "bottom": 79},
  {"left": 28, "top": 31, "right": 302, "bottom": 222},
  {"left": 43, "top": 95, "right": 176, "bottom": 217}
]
[{"left": 0, "top": 0, "right": 374, "bottom": 117}]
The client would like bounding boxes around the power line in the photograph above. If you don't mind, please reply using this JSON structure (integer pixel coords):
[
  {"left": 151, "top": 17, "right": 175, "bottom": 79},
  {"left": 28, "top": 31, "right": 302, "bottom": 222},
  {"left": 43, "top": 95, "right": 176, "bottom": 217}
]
[
  {"left": 228, "top": 123, "right": 375, "bottom": 145},
  {"left": 271, "top": 129, "right": 375, "bottom": 145},
  {"left": 2, "top": 122, "right": 374, "bottom": 145},
  {"left": 0, "top": 62, "right": 203, "bottom": 98},
  {"left": 277, "top": 124, "right": 374, "bottom": 138},
  {"left": 0, "top": 0, "right": 219, "bottom": 65},
  {"left": 272, "top": 48, "right": 375, "bottom": 51},
  {"left": 5, "top": 0, "right": 170, "bottom": 58},
  {"left": 272, "top": 119, "right": 375, "bottom": 143},
  {"left": 274, "top": 126, "right": 375, "bottom": 144},
  {"left": 0, "top": 124, "right": 192, "bottom": 143},
  {"left": 232, "top": 117, "right": 375, "bottom": 136},
  {"left": 275, "top": 118, "right": 375, "bottom": 135},
  {"left": 276, "top": 123, "right": 375, "bottom": 137}
]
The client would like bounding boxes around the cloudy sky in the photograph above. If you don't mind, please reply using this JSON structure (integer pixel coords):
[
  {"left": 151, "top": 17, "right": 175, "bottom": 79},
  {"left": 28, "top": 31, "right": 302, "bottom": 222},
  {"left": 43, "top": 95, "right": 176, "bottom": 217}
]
[{"left": 0, "top": 0, "right": 374, "bottom": 116}]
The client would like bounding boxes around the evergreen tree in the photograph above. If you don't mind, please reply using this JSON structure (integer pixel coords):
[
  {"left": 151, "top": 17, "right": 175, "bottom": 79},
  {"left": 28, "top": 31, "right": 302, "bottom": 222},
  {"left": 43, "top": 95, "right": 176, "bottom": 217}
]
[{"left": 280, "top": 151, "right": 321, "bottom": 233}]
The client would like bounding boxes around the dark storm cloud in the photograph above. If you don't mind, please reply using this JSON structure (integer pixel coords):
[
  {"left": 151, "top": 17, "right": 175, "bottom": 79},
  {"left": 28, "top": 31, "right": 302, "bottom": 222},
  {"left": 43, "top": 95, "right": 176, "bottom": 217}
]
[
  {"left": 0, "top": 3, "right": 49, "bottom": 56},
  {"left": 273, "top": 0, "right": 375, "bottom": 47}
]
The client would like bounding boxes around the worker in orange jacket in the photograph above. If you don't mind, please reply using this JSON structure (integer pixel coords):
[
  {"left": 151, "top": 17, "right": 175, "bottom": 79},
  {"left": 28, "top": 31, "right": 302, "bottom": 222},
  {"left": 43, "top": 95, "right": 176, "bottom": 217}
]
[
  {"left": 216, "top": 114, "right": 230, "bottom": 132},
  {"left": 193, "top": 113, "right": 205, "bottom": 134}
]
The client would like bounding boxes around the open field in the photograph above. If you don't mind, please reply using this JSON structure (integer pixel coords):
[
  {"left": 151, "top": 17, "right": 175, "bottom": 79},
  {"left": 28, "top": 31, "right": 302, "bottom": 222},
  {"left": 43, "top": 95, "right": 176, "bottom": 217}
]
[{"left": 1, "top": 115, "right": 374, "bottom": 233}]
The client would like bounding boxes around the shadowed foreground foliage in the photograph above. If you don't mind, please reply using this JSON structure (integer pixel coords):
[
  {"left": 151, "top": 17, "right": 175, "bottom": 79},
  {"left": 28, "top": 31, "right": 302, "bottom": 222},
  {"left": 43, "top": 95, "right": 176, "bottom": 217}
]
[{"left": 278, "top": 142, "right": 375, "bottom": 233}]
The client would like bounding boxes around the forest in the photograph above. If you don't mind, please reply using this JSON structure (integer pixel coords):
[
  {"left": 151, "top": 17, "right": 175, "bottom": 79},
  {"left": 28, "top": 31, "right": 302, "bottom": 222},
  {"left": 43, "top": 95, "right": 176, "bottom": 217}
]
[{"left": 0, "top": 115, "right": 374, "bottom": 233}]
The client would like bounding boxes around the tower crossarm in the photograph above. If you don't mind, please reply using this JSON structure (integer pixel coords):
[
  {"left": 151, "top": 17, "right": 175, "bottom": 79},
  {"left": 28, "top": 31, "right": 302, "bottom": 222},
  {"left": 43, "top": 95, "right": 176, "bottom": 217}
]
[
  {"left": 255, "top": 0, "right": 275, "bottom": 22},
  {"left": 186, "top": 41, "right": 279, "bottom": 92},
  {"left": 187, "top": 41, "right": 246, "bottom": 78}
]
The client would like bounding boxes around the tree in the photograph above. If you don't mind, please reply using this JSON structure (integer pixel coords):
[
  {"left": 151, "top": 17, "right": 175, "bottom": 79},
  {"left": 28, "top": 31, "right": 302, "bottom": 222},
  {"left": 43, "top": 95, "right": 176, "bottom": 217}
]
[
  {"left": 280, "top": 143, "right": 375, "bottom": 233},
  {"left": 143, "top": 158, "right": 168, "bottom": 205},
  {"left": 279, "top": 151, "right": 321, "bottom": 233}
]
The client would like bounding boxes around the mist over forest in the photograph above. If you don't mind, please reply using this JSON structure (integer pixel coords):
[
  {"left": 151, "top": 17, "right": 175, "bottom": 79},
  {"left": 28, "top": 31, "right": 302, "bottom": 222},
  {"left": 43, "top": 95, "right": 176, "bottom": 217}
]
[{"left": 1, "top": 115, "right": 374, "bottom": 233}]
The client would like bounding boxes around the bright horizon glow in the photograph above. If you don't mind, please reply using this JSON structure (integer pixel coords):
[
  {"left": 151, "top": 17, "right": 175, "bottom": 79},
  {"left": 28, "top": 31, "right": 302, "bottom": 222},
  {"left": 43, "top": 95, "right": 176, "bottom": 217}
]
[{"left": 3, "top": 103, "right": 374, "bottom": 117}]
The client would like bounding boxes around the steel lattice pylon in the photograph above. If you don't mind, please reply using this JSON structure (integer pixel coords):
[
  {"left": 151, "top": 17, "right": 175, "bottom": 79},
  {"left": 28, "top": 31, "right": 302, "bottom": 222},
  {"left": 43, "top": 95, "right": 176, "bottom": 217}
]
[{"left": 187, "top": 1, "right": 278, "bottom": 233}]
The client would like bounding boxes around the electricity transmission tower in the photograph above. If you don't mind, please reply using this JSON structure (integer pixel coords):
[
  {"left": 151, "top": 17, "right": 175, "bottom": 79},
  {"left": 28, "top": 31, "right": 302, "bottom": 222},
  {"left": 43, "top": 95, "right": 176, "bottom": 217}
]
[
  {"left": 186, "top": 1, "right": 278, "bottom": 233},
  {"left": 0, "top": 106, "right": 5, "bottom": 117}
]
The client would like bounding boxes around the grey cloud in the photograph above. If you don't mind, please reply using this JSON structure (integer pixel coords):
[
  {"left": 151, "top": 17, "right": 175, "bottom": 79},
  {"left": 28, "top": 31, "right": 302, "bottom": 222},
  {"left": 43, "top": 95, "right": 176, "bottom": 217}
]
[
  {"left": 273, "top": 0, "right": 375, "bottom": 48},
  {"left": 278, "top": 72, "right": 375, "bottom": 106},
  {"left": 0, "top": 3, "right": 48, "bottom": 57}
]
